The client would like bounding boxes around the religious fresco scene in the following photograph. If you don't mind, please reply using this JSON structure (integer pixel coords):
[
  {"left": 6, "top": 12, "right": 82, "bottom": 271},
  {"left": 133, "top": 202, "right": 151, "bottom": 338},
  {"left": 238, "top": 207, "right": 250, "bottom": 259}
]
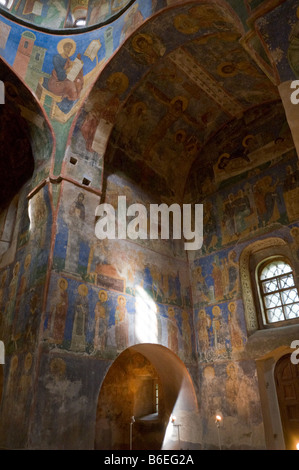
[{"left": 0, "top": 0, "right": 299, "bottom": 452}]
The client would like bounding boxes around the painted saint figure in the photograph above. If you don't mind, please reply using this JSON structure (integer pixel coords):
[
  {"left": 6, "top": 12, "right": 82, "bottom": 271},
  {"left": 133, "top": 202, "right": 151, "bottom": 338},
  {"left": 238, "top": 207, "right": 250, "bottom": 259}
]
[
  {"left": 48, "top": 39, "right": 84, "bottom": 113},
  {"left": 197, "top": 308, "right": 211, "bottom": 359},
  {"left": 65, "top": 192, "right": 85, "bottom": 274},
  {"left": 94, "top": 290, "right": 108, "bottom": 351},
  {"left": 228, "top": 302, "right": 244, "bottom": 352},
  {"left": 48, "top": 278, "right": 68, "bottom": 344},
  {"left": 167, "top": 307, "right": 179, "bottom": 354},
  {"left": 114, "top": 295, "right": 128, "bottom": 350},
  {"left": 70, "top": 284, "right": 89, "bottom": 352}
]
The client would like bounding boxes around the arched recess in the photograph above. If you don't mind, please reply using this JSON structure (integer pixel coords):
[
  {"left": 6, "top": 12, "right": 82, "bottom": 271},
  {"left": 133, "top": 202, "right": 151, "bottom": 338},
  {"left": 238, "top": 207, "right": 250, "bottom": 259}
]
[
  {"left": 94, "top": 344, "right": 200, "bottom": 450},
  {"left": 275, "top": 353, "right": 299, "bottom": 450},
  {"left": 239, "top": 237, "right": 288, "bottom": 335},
  {"left": 255, "top": 346, "right": 299, "bottom": 450},
  {"left": 66, "top": 0, "right": 245, "bottom": 202},
  {"left": 0, "top": 58, "right": 54, "bottom": 266},
  {"left": 0, "top": 364, "right": 3, "bottom": 408}
]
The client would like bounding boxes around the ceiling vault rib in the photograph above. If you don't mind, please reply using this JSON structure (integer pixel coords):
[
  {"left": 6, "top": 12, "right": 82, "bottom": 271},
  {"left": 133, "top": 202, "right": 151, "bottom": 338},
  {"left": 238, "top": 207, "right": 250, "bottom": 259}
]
[{"left": 168, "top": 47, "right": 245, "bottom": 118}]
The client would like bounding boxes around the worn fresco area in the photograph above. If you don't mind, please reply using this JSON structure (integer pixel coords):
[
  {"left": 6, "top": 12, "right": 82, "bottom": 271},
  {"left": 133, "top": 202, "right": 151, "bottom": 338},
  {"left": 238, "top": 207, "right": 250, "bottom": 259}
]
[
  {"left": 102, "top": 2, "right": 280, "bottom": 202},
  {"left": 0, "top": 0, "right": 298, "bottom": 452},
  {"left": 1, "top": 0, "right": 138, "bottom": 30},
  {"left": 255, "top": 0, "right": 299, "bottom": 82},
  {"left": 0, "top": 1, "right": 153, "bottom": 123},
  {"left": 198, "top": 359, "right": 264, "bottom": 449},
  {"left": 189, "top": 151, "right": 299, "bottom": 363},
  {"left": 0, "top": 184, "right": 53, "bottom": 449},
  {"left": 46, "top": 175, "right": 195, "bottom": 364},
  {"left": 1, "top": 60, "right": 54, "bottom": 194},
  {"left": 29, "top": 351, "right": 108, "bottom": 450}
]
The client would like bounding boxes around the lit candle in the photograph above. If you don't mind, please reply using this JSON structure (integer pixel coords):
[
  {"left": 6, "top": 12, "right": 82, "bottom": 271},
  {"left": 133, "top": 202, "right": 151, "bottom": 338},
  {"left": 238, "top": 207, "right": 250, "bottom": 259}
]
[{"left": 296, "top": 443, "right": 299, "bottom": 450}]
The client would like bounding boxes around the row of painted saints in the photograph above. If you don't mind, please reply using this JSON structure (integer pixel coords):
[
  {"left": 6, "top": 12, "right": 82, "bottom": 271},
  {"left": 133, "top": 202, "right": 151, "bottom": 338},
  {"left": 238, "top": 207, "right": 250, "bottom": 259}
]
[
  {"left": 45, "top": 280, "right": 193, "bottom": 360},
  {"left": 43, "top": 276, "right": 243, "bottom": 361}
]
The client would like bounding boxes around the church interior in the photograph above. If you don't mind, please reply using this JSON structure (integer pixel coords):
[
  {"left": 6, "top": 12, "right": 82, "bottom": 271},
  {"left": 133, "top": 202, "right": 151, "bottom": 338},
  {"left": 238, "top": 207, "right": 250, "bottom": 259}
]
[{"left": 0, "top": 0, "right": 299, "bottom": 451}]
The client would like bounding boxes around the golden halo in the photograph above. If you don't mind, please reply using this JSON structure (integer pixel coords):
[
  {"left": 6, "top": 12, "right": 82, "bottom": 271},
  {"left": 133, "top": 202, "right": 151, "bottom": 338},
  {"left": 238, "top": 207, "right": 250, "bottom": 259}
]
[
  {"left": 132, "top": 33, "right": 153, "bottom": 53},
  {"left": 57, "top": 38, "right": 76, "bottom": 56},
  {"left": 217, "top": 62, "right": 237, "bottom": 77},
  {"left": 226, "top": 362, "right": 236, "bottom": 374},
  {"left": 133, "top": 101, "right": 147, "bottom": 114},
  {"left": 212, "top": 305, "right": 221, "bottom": 317},
  {"left": 106, "top": 72, "right": 129, "bottom": 95},
  {"left": 78, "top": 284, "right": 88, "bottom": 296},
  {"left": 291, "top": 226, "right": 299, "bottom": 237},
  {"left": 219, "top": 152, "right": 230, "bottom": 160},
  {"left": 99, "top": 290, "right": 108, "bottom": 301},
  {"left": 217, "top": 153, "right": 230, "bottom": 166},
  {"left": 58, "top": 278, "right": 68, "bottom": 291},
  {"left": 168, "top": 307, "right": 175, "bottom": 317},
  {"left": 175, "top": 129, "right": 187, "bottom": 143},
  {"left": 117, "top": 294, "right": 126, "bottom": 305},
  {"left": 171, "top": 95, "right": 188, "bottom": 111},
  {"left": 174, "top": 13, "right": 199, "bottom": 35},
  {"left": 228, "top": 301, "right": 236, "bottom": 312},
  {"left": 242, "top": 134, "right": 254, "bottom": 148}
]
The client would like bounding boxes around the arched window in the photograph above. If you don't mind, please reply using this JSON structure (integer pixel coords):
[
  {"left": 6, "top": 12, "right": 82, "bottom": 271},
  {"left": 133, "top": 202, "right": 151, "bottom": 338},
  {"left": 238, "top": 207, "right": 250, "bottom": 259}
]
[
  {"left": 257, "top": 257, "right": 299, "bottom": 326},
  {"left": 240, "top": 238, "right": 299, "bottom": 334},
  {"left": 73, "top": 17, "right": 87, "bottom": 27}
]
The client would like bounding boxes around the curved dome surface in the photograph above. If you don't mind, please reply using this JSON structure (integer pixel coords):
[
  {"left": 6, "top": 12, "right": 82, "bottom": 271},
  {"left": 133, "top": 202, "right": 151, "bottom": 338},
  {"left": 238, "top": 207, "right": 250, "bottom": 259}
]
[{"left": 0, "top": 0, "right": 135, "bottom": 31}]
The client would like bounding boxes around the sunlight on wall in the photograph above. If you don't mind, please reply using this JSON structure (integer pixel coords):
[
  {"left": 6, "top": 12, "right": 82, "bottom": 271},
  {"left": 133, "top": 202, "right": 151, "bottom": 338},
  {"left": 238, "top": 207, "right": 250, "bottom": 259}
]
[
  {"left": 161, "top": 405, "right": 185, "bottom": 450},
  {"left": 135, "top": 286, "right": 158, "bottom": 344},
  {"left": 161, "top": 379, "right": 199, "bottom": 450},
  {"left": 28, "top": 198, "right": 33, "bottom": 231}
]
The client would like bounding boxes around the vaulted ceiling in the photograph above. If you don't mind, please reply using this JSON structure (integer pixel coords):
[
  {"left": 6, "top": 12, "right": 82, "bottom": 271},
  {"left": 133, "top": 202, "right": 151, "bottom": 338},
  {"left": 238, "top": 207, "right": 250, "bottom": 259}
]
[
  {"left": 100, "top": 2, "right": 292, "bottom": 203},
  {"left": 0, "top": 0, "right": 296, "bottom": 206}
]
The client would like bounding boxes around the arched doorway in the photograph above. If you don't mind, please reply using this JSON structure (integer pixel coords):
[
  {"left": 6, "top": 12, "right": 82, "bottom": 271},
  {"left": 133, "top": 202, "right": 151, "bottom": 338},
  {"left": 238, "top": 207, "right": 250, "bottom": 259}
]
[
  {"left": 94, "top": 344, "right": 200, "bottom": 450},
  {"left": 0, "top": 365, "right": 3, "bottom": 406},
  {"left": 275, "top": 354, "right": 299, "bottom": 450}
]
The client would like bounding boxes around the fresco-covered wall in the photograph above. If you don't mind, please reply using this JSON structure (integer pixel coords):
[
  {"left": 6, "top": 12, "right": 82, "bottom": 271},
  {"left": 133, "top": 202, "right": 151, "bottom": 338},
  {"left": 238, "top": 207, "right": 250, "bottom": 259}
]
[
  {"left": 17, "top": 168, "right": 196, "bottom": 449},
  {"left": 1, "top": 0, "right": 299, "bottom": 451},
  {"left": 0, "top": 182, "right": 53, "bottom": 449},
  {"left": 0, "top": 62, "right": 54, "bottom": 449},
  {"left": 185, "top": 129, "right": 299, "bottom": 449}
]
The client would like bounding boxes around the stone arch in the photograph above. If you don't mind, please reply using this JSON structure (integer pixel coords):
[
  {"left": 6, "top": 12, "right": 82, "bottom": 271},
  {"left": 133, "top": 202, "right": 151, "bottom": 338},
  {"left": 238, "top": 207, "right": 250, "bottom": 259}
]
[
  {"left": 0, "top": 58, "right": 55, "bottom": 266},
  {"left": 66, "top": 0, "right": 245, "bottom": 199},
  {"left": 256, "top": 345, "right": 298, "bottom": 450},
  {"left": 239, "top": 237, "right": 288, "bottom": 335},
  {"left": 94, "top": 343, "right": 200, "bottom": 450},
  {"left": 0, "top": 364, "right": 3, "bottom": 408},
  {"left": 1, "top": 57, "right": 55, "bottom": 178}
]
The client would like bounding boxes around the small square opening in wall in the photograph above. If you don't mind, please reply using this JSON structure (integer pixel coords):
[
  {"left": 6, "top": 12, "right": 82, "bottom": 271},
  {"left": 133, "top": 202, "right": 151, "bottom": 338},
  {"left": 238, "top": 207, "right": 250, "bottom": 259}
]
[
  {"left": 82, "top": 178, "right": 91, "bottom": 186},
  {"left": 70, "top": 156, "right": 77, "bottom": 165}
]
